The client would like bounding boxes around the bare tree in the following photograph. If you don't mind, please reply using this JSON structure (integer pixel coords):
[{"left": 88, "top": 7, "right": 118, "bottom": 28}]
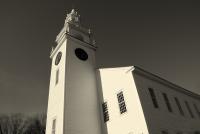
[
  {"left": 0, "top": 113, "right": 46, "bottom": 134},
  {"left": 9, "top": 114, "right": 26, "bottom": 134},
  {"left": 0, "top": 115, "right": 10, "bottom": 134},
  {"left": 22, "top": 113, "right": 46, "bottom": 134}
]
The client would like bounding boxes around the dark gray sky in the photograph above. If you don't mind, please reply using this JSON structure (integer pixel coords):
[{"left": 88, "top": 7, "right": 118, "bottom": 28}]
[{"left": 0, "top": 1, "right": 200, "bottom": 114}]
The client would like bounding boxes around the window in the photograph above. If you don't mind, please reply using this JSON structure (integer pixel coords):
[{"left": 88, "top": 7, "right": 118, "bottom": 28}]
[
  {"left": 148, "top": 88, "right": 159, "bottom": 108},
  {"left": 185, "top": 101, "right": 194, "bottom": 118},
  {"left": 117, "top": 91, "right": 127, "bottom": 114},
  {"left": 102, "top": 102, "right": 109, "bottom": 122},
  {"left": 75, "top": 48, "right": 88, "bottom": 61},
  {"left": 193, "top": 103, "right": 200, "bottom": 118},
  {"left": 162, "top": 93, "right": 173, "bottom": 113},
  {"left": 55, "top": 69, "right": 59, "bottom": 85},
  {"left": 174, "top": 97, "right": 184, "bottom": 116},
  {"left": 55, "top": 52, "right": 62, "bottom": 65},
  {"left": 52, "top": 119, "right": 56, "bottom": 134}
]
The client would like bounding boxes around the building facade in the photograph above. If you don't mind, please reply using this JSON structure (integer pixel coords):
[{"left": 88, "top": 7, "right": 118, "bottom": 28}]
[
  {"left": 46, "top": 9, "right": 200, "bottom": 134},
  {"left": 99, "top": 66, "right": 200, "bottom": 134},
  {"left": 45, "top": 9, "right": 103, "bottom": 134}
]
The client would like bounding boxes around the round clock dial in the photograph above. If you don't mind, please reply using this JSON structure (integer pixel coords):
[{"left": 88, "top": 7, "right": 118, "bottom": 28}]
[
  {"left": 75, "top": 48, "right": 88, "bottom": 61},
  {"left": 55, "top": 52, "right": 62, "bottom": 65}
]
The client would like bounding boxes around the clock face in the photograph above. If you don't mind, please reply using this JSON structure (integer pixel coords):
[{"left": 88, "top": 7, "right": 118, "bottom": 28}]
[
  {"left": 55, "top": 52, "right": 62, "bottom": 65},
  {"left": 75, "top": 48, "right": 88, "bottom": 61}
]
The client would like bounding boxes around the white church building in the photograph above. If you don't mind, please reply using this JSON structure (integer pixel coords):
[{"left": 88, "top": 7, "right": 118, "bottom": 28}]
[{"left": 45, "top": 9, "right": 200, "bottom": 134}]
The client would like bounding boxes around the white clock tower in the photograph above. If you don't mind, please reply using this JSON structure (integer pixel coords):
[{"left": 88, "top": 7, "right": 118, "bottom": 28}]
[{"left": 45, "top": 9, "right": 103, "bottom": 134}]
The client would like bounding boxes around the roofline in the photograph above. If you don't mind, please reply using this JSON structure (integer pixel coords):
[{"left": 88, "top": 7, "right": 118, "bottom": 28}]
[{"left": 132, "top": 66, "right": 200, "bottom": 100}]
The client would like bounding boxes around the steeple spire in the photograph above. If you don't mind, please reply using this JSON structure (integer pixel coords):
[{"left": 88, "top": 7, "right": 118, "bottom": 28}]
[{"left": 65, "top": 9, "right": 80, "bottom": 25}]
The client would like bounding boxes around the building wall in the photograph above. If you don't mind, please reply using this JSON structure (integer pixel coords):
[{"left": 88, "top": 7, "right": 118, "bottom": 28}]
[
  {"left": 63, "top": 36, "right": 102, "bottom": 134},
  {"left": 98, "top": 67, "right": 149, "bottom": 134},
  {"left": 46, "top": 40, "right": 67, "bottom": 134},
  {"left": 133, "top": 72, "right": 200, "bottom": 134}
]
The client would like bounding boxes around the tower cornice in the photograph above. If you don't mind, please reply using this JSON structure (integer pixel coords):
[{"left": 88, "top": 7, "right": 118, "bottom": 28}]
[{"left": 50, "top": 28, "right": 97, "bottom": 59}]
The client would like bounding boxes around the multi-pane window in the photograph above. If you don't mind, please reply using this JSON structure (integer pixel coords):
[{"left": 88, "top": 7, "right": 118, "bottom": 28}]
[
  {"left": 148, "top": 88, "right": 159, "bottom": 108},
  {"left": 185, "top": 101, "right": 194, "bottom": 118},
  {"left": 117, "top": 91, "right": 127, "bottom": 114},
  {"left": 55, "top": 69, "right": 59, "bottom": 85},
  {"left": 174, "top": 97, "right": 184, "bottom": 116},
  {"left": 193, "top": 103, "right": 200, "bottom": 118},
  {"left": 162, "top": 93, "right": 173, "bottom": 113},
  {"left": 102, "top": 102, "right": 109, "bottom": 122},
  {"left": 52, "top": 119, "right": 56, "bottom": 134}
]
